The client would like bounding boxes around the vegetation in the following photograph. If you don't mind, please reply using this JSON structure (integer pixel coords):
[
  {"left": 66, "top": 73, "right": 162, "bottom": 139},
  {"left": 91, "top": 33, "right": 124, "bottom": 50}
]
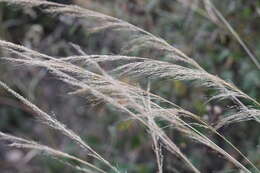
[{"left": 0, "top": 0, "right": 259, "bottom": 172}]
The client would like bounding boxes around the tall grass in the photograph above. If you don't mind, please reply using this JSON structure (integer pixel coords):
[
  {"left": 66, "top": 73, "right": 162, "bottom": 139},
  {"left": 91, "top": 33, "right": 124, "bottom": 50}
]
[
  {"left": 0, "top": 0, "right": 259, "bottom": 172},
  {"left": 176, "top": 0, "right": 260, "bottom": 69}
]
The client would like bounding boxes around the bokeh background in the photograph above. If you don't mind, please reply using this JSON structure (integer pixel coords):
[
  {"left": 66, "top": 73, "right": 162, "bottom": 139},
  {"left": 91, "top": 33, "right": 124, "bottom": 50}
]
[{"left": 0, "top": 0, "right": 259, "bottom": 172}]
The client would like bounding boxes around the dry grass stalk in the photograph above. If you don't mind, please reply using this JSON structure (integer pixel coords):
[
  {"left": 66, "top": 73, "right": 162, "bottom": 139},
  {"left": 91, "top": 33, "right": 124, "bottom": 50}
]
[
  {"left": 0, "top": 0, "right": 259, "bottom": 173},
  {"left": 0, "top": 132, "right": 106, "bottom": 173},
  {"left": 1, "top": 40, "right": 258, "bottom": 172},
  {"left": 177, "top": 0, "right": 260, "bottom": 69},
  {"left": 0, "top": 80, "right": 120, "bottom": 173}
]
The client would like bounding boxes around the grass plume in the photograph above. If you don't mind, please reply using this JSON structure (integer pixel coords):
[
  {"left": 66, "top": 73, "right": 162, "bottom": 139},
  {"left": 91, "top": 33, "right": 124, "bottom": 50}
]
[{"left": 0, "top": 0, "right": 259, "bottom": 172}]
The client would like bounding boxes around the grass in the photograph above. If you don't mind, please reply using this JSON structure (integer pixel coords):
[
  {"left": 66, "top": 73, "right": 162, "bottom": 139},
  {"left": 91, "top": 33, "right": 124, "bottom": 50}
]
[{"left": 0, "top": 0, "right": 259, "bottom": 172}]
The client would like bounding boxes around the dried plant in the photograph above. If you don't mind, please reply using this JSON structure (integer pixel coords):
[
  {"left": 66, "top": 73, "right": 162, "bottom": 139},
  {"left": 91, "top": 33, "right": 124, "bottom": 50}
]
[
  {"left": 177, "top": 0, "right": 260, "bottom": 69},
  {"left": 0, "top": 0, "right": 259, "bottom": 173},
  {"left": 0, "top": 132, "right": 106, "bottom": 173}
]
